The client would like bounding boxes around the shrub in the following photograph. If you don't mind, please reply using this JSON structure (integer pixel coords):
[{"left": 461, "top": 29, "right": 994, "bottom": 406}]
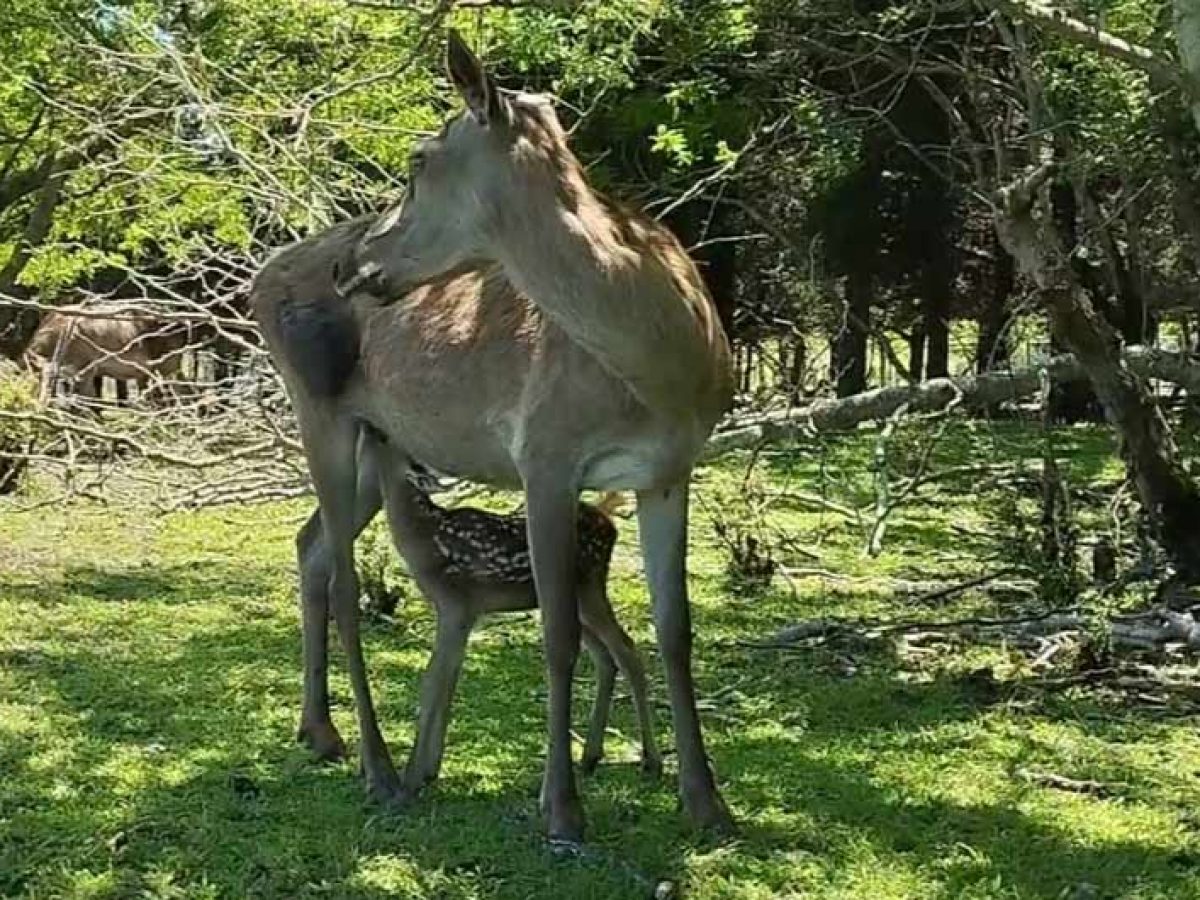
[
  {"left": 0, "top": 359, "right": 44, "bottom": 495},
  {"left": 357, "top": 519, "right": 409, "bottom": 618}
]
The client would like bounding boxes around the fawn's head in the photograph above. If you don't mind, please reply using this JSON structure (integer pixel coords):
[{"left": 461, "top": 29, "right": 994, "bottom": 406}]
[{"left": 358, "top": 31, "right": 584, "bottom": 291}]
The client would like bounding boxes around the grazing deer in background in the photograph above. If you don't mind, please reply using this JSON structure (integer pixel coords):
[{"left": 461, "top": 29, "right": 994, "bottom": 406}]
[
  {"left": 22, "top": 302, "right": 192, "bottom": 404},
  {"left": 360, "top": 428, "right": 660, "bottom": 791},
  {"left": 250, "top": 31, "right": 734, "bottom": 841}
]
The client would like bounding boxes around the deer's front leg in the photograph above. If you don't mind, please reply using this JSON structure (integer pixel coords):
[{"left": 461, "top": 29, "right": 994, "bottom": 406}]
[
  {"left": 637, "top": 480, "right": 734, "bottom": 833},
  {"left": 524, "top": 475, "right": 585, "bottom": 843}
]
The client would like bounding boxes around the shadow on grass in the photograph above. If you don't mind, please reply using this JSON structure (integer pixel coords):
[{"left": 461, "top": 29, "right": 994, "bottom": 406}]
[
  {"left": 3, "top": 553, "right": 1197, "bottom": 898},
  {"left": 0, "top": 560, "right": 280, "bottom": 606},
  {"left": 0, "top": 600, "right": 691, "bottom": 897},
  {"left": 725, "top": 729, "right": 1198, "bottom": 898}
]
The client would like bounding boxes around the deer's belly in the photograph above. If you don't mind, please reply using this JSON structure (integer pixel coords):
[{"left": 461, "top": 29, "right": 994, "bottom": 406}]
[
  {"left": 579, "top": 419, "right": 711, "bottom": 491},
  {"left": 362, "top": 401, "right": 522, "bottom": 487}
]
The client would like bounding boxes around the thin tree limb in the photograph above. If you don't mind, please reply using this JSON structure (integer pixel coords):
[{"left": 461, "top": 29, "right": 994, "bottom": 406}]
[{"left": 980, "top": 0, "right": 1200, "bottom": 100}]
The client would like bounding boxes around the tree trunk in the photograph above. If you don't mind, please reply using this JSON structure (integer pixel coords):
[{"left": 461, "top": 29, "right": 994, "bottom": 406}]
[
  {"left": 785, "top": 333, "right": 806, "bottom": 400},
  {"left": 908, "top": 323, "right": 926, "bottom": 382},
  {"left": 1163, "top": 118, "right": 1200, "bottom": 273},
  {"left": 977, "top": 236, "right": 1015, "bottom": 372},
  {"left": 996, "top": 166, "right": 1200, "bottom": 578},
  {"left": 923, "top": 293, "right": 951, "bottom": 378},
  {"left": 1075, "top": 179, "right": 1152, "bottom": 345},
  {"left": 1175, "top": 0, "right": 1200, "bottom": 134},
  {"left": 1048, "top": 174, "right": 1103, "bottom": 422},
  {"left": 920, "top": 238, "right": 954, "bottom": 378},
  {"left": 832, "top": 269, "right": 870, "bottom": 396},
  {"left": 0, "top": 153, "right": 64, "bottom": 358},
  {"left": 667, "top": 197, "right": 738, "bottom": 339},
  {"left": 1121, "top": 196, "right": 1155, "bottom": 345}
]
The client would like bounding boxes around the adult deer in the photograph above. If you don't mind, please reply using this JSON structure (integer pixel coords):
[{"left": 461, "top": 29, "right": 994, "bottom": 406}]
[
  {"left": 22, "top": 302, "right": 192, "bottom": 403},
  {"left": 250, "top": 32, "right": 734, "bottom": 841}
]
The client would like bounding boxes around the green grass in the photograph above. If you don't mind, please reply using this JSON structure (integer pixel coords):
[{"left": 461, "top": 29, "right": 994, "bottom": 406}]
[{"left": 3, "top": 422, "right": 1200, "bottom": 898}]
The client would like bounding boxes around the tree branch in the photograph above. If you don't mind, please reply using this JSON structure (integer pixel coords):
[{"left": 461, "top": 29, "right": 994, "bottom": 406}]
[
  {"left": 980, "top": 0, "right": 1200, "bottom": 100},
  {"left": 705, "top": 346, "right": 1200, "bottom": 457}
]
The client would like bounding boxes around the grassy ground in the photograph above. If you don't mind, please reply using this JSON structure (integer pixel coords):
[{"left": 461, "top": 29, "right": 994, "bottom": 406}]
[{"left": 2, "top": 422, "right": 1200, "bottom": 899}]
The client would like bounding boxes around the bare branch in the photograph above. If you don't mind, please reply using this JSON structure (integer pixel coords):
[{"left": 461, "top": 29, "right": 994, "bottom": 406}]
[
  {"left": 980, "top": 0, "right": 1200, "bottom": 100},
  {"left": 705, "top": 346, "right": 1200, "bottom": 457}
]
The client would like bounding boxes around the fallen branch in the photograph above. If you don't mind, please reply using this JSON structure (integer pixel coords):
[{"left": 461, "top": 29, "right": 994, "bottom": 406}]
[
  {"left": 705, "top": 346, "right": 1200, "bottom": 457},
  {"left": 777, "top": 567, "right": 1033, "bottom": 600},
  {"left": 905, "top": 569, "right": 1019, "bottom": 605},
  {"left": 745, "top": 607, "right": 1200, "bottom": 654}
]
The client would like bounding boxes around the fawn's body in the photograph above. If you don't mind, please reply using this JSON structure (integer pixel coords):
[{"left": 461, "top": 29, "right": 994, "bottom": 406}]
[{"left": 366, "top": 432, "right": 660, "bottom": 794}]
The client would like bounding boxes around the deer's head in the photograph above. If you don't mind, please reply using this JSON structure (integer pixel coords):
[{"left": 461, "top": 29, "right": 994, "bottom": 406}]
[{"left": 357, "top": 31, "right": 577, "bottom": 291}]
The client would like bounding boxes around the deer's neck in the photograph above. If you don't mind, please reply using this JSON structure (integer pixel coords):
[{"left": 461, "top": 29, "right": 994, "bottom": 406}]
[
  {"left": 495, "top": 166, "right": 730, "bottom": 417},
  {"left": 381, "top": 480, "right": 444, "bottom": 570}
]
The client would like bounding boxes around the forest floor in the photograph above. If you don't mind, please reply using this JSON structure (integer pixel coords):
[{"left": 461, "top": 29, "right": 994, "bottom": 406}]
[{"left": 3, "top": 421, "right": 1200, "bottom": 899}]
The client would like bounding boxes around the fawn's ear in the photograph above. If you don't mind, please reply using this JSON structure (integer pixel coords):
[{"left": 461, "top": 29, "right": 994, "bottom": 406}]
[{"left": 446, "top": 29, "right": 506, "bottom": 127}]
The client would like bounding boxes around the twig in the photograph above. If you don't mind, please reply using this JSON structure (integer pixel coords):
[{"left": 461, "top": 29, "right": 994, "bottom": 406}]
[
  {"left": 905, "top": 569, "right": 1018, "bottom": 605},
  {"left": 1015, "top": 768, "right": 1125, "bottom": 798}
]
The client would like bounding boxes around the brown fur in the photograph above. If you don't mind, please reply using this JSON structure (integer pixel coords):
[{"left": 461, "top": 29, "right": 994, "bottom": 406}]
[
  {"left": 250, "top": 32, "right": 734, "bottom": 841},
  {"left": 23, "top": 303, "right": 191, "bottom": 400}
]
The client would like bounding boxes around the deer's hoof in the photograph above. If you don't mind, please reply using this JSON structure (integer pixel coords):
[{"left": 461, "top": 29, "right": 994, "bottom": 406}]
[{"left": 297, "top": 721, "right": 346, "bottom": 763}]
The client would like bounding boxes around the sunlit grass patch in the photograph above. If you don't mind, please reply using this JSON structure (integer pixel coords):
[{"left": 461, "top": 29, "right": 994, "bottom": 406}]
[{"left": 2, "top": 423, "right": 1198, "bottom": 898}]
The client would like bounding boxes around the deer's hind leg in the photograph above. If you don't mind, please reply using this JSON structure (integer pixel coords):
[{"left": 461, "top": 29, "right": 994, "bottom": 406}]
[
  {"left": 295, "top": 430, "right": 383, "bottom": 762},
  {"left": 296, "top": 412, "right": 402, "bottom": 802},
  {"left": 579, "top": 577, "right": 661, "bottom": 777}
]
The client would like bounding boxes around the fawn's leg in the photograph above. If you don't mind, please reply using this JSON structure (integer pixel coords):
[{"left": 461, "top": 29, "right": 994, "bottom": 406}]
[
  {"left": 297, "top": 413, "right": 401, "bottom": 802},
  {"left": 295, "top": 435, "right": 382, "bottom": 761},
  {"left": 367, "top": 438, "right": 475, "bottom": 792},
  {"left": 402, "top": 597, "right": 474, "bottom": 793},
  {"left": 580, "top": 625, "right": 617, "bottom": 775},
  {"left": 524, "top": 472, "right": 585, "bottom": 843},
  {"left": 637, "top": 481, "right": 733, "bottom": 833},
  {"left": 580, "top": 578, "right": 661, "bottom": 777}
]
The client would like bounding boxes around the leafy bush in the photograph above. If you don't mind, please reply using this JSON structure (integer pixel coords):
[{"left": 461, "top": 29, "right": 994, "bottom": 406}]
[
  {"left": 357, "top": 519, "right": 409, "bottom": 618},
  {"left": 990, "top": 476, "right": 1084, "bottom": 607},
  {"left": 0, "top": 359, "right": 44, "bottom": 495}
]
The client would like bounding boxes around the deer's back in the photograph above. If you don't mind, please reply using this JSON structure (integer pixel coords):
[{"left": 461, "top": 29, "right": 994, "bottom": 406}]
[
  {"left": 25, "top": 308, "right": 160, "bottom": 373},
  {"left": 433, "top": 502, "right": 616, "bottom": 585}
]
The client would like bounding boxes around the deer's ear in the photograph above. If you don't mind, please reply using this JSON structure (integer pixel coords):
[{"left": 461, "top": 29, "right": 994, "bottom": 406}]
[{"left": 446, "top": 29, "right": 505, "bottom": 127}]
